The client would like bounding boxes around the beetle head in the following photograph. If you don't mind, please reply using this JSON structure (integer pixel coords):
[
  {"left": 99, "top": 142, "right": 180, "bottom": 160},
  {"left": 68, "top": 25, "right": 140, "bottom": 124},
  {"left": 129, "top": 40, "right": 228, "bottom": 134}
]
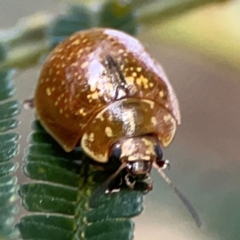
[{"left": 111, "top": 135, "right": 165, "bottom": 177}]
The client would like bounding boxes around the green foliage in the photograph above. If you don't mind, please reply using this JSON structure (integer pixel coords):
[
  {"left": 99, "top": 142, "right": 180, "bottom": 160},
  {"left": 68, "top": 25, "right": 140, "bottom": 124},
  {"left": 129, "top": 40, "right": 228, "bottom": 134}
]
[
  {"left": 18, "top": 120, "right": 143, "bottom": 239},
  {"left": 46, "top": 1, "right": 136, "bottom": 49},
  {"left": 0, "top": 43, "right": 20, "bottom": 239},
  {"left": 0, "top": 1, "right": 229, "bottom": 239}
]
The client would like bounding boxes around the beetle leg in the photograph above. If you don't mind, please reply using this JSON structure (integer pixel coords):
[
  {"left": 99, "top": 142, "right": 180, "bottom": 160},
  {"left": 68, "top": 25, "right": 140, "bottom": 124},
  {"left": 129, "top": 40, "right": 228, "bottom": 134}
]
[{"left": 24, "top": 98, "right": 35, "bottom": 109}]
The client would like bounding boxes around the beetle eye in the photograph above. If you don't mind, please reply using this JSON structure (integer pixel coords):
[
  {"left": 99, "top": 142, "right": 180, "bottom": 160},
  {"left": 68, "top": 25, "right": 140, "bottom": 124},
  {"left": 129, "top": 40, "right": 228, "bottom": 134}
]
[
  {"left": 155, "top": 145, "right": 163, "bottom": 160},
  {"left": 110, "top": 145, "right": 122, "bottom": 160}
]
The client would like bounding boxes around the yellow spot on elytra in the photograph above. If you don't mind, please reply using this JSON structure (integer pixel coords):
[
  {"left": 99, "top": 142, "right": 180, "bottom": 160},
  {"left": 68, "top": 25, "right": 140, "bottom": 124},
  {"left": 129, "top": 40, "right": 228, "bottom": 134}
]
[
  {"left": 163, "top": 114, "right": 172, "bottom": 122},
  {"left": 79, "top": 108, "right": 87, "bottom": 116},
  {"left": 159, "top": 91, "right": 164, "bottom": 97},
  {"left": 151, "top": 117, "right": 157, "bottom": 125},
  {"left": 149, "top": 101, "right": 155, "bottom": 109},
  {"left": 72, "top": 39, "right": 80, "bottom": 45},
  {"left": 136, "top": 67, "right": 142, "bottom": 72},
  {"left": 81, "top": 62, "right": 88, "bottom": 69},
  {"left": 59, "top": 109, "right": 63, "bottom": 114},
  {"left": 97, "top": 114, "right": 104, "bottom": 121},
  {"left": 108, "top": 114, "right": 113, "bottom": 121},
  {"left": 105, "top": 127, "right": 113, "bottom": 137},
  {"left": 48, "top": 69, "right": 53, "bottom": 75},
  {"left": 89, "top": 133, "right": 94, "bottom": 142},
  {"left": 132, "top": 72, "right": 137, "bottom": 77},
  {"left": 91, "top": 91, "right": 99, "bottom": 100},
  {"left": 87, "top": 91, "right": 99, "bottom": 100},
  {"left": 90, "top": 85, "right": 96, "bottom": 92},
  {"left": 46, "top": 88, "right": 51, "bottom": 96},
  {"left": 136, "top": 75, "right": 149, "bottom": 89},
  {"left": 118, "top": 49, "right": 124, "bottom": 53},
  {"left": 149, "top": 82, "right": 154, "bottom": 88}
]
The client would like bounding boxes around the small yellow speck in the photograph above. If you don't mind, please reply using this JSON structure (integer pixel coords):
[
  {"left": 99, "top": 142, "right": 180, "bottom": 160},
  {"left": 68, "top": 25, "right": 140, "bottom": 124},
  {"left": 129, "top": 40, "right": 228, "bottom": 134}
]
[
  {"left": 149, "top": 101, "right": 155, "bottom": 109},
  {"left": 72, "top": 39, "right": 80, "bottom": 45},
  {"left": 159, "top": 91, "right": 164, "bottom": 97},
  {"left": 91, "top": 91, "right": 99, "bottom": 100},
  {"left": 151, "top": 117, "right": 157, "bottom": 125},
  {"left": 79, "top": 108, "right": 87, "bottom": 117},
  {"left": 89, "top": 133, "right": 94, "bottom": 142},
  {"left": 90, "top": 85, "right": 96, "bottom": 92},
  {"left": 132, "top": 72, "right": 137, "bottom": 77},
  {"left": 105, "top": 127, "right": 113, "bottom": 137},
  {"left": 163, "top": 114, "right": 171, "bottom": 122},
  {"left": 81, "top": 62, "right": 88, "bottom": 69},
  {"left": 59, "top": 109, "right": 63, "bottom": 114},
  {"left": 46, "top": 88, "right": 51, "bottom": 96},
  {"left": 136, "top": 67, "right": 142, "bottom": 72}
]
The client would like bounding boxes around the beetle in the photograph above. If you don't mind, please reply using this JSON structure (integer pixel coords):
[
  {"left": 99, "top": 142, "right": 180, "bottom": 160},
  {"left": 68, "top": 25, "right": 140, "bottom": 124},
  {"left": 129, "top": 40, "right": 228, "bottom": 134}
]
[
  {"left": 35, "top": 28, "right": 180, "bottom": 189},
  {"left": 34, "top": 28, "right": 201, "bottom": 227}
]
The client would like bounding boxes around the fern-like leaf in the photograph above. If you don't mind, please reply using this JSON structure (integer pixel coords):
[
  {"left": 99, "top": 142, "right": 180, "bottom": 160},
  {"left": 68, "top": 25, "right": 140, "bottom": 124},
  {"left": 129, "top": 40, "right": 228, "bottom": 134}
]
[{"left": 0, "top": 43, "right": 21, "bottom": 239}]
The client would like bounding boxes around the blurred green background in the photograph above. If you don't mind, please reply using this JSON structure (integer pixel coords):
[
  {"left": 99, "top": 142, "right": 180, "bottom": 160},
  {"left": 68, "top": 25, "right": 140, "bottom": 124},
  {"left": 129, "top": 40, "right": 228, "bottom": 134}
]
[{"left": 1, "top": 0, "right": 240, "bottom": 239}]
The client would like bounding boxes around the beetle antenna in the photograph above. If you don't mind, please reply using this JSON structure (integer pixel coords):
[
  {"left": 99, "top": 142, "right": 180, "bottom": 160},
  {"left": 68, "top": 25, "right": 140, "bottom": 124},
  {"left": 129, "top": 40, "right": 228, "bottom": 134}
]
[
  {"left": 153, "top": 162, "right": 201, "bottom": 228},
  {"left": 89, "top": 162, "right": 127, "bottom": 207}
]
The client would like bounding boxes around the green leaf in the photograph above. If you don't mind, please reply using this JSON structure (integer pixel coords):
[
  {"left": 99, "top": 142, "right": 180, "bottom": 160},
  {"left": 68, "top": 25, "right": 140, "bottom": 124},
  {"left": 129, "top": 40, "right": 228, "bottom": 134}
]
[
  {"left": 47, "top": 4, "right": 92, "bottom": 48},
  {"left": 0, "top": 43, "right": 20, "bottom": 239},
  {"left": 98, "top": 1, "right": 137, "bottom": 35},
  {"left": 18, "top": 119, "right": 143, "bottom": 240}
]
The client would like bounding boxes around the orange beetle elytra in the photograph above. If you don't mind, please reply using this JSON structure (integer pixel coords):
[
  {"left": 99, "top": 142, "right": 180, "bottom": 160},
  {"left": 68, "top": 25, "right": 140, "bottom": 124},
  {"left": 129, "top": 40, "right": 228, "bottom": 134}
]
[{"left": 35, "top": 28, "right": 181, "bottom": 190}]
